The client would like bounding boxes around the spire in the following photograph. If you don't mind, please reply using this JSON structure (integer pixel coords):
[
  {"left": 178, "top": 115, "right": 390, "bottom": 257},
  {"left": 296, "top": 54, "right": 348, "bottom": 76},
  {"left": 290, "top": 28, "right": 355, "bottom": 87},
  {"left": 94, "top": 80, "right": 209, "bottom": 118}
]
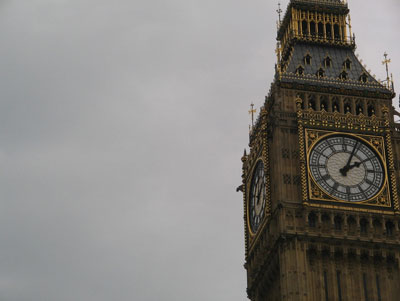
[{"left": 382, "top": 52, "right": 392, "bottom": 90}]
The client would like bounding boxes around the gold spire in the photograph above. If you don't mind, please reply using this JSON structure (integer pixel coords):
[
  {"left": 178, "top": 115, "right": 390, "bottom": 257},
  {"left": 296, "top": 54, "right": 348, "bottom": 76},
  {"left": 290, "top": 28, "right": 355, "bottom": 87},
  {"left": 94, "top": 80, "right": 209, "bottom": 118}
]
[
  {"left": 382, "top": 52, "right": 392, "bottom": 89},
  {"left": 276, "top": 3, "right": 282, "bottom": 25},
  {"left": 249, "top": 103, "right": 256, "bottom": 128}
]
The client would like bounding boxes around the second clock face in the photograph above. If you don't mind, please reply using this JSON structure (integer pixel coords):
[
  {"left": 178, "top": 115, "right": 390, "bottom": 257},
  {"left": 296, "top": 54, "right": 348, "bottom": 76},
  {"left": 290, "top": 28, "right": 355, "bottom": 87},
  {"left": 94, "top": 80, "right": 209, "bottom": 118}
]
[
  {"left": 249, "top": 161, "right": 266, "bottom": 233},
  {"left": 309, "top": 135, "right": 385, "bottom": 202}
]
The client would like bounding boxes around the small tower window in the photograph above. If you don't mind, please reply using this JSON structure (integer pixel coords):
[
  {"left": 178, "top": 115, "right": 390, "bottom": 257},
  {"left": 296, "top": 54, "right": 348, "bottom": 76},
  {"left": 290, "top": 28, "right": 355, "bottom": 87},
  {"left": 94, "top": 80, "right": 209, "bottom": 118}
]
[
  {"left": 356, "top": 103, "right": 364, "bottom": 115},
  {"left": 316, "top": 68, "right": 325, "bottom": 78},
  {"left": 308, "top": 95, "right": 316, "bottom": 110},
  {"left": 324, "top": 56, "right": 332, "bottom": 68},
  {"left": 310, "top": 21, "right": 316, "bottom": 36},
  {"left": 334, "top": 24, "right": 340, "bottom": 40},
  {"left": 368, "top": 105, "right": 375, "bottom": 116},
  {"left": 296, "top": 65, "right": 305, "bottom": 76},
  {"left": 360, "top": 218, "right": 368, "bottom": 234},
  {"left": 320, "top": 96, "right": 328, "bottom": 111},
  {"left": 318, "top": 22, "right": 324, "bottom": 38},
  {"left": 344, "top": 59, "right": 352, "bottom": 70},
  {"left": 386, "top": 221, "right": 395, "bottom": 236},
  {"left": 308, "top": 212, "right": 317, "bottom": 228},
  {"left": 302, "top": 20, "right": 308, "bottom": 36},
  {"left": 334, "top": 215, "right": 343, "bottom": 231},
  {"left": 360, "top": 73, "right": 368, "bottom": 83},
  {"left": 332, "top": 97, "right": 340, "bottom": 112},
  {"left": 326, "top": 23, "right": 332, "bottom": 39},
  {"left": 339, "top": 71, "right": 348, "bottom": 80},
  {"left": 304, "top": 54, "right": 312, "bottom": 65}
]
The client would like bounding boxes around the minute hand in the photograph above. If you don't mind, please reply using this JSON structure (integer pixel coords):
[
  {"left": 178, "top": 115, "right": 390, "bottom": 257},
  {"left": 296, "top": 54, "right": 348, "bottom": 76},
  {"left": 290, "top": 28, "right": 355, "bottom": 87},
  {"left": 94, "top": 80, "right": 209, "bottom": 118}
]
[
  {"left": 340, "top": 142, "right": 358, "bottom": 176},
  {"left": 346, "top": 142, "right": 358, "bottom": 167}
]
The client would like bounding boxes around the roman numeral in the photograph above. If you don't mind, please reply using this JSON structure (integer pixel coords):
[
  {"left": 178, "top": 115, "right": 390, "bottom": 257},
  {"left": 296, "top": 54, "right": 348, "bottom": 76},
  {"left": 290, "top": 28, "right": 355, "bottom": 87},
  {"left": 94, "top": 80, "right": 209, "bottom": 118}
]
[{"left": 322, "top": 174, "right": 331, "bottom": 181}]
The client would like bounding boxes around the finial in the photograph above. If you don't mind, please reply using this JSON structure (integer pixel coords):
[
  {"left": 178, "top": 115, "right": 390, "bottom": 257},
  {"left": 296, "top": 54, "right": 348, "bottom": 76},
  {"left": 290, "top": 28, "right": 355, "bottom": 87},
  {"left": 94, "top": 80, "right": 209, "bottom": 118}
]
[
  {"left": 276, "top": 3, "right": 282, "bottom": 25},
  {"left": 382, "top": 52, "right": 392, "bottom": 89},
  {"left": 249, "top": 103, "right": 256, "bottom": 128}
]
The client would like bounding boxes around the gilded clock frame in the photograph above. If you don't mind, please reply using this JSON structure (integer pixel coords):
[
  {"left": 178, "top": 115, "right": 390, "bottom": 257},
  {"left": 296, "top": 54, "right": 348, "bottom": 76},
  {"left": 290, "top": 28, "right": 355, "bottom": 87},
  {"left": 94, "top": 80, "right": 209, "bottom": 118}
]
[
  {"left": 295, "top": 98, "right": 400, "bottom": 213},
  {"left": 304, "top": 129, "right": 391, "bottom": 207},
  {"left": 246, "top": 159, "right": 267, "bottom": 237}
]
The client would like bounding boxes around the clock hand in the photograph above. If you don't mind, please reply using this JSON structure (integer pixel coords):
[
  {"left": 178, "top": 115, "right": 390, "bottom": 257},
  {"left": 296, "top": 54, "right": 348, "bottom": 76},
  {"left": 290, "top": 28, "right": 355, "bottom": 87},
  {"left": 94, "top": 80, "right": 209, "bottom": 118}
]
[
  {"left": 347, "top": 161, "right": 361, "bottom": 170},
  {"left": 340, "top": 142, "right": 359, "bottom": 176},
  {"left": 346, "top": 142, "right": 358, "bottom": 166}
]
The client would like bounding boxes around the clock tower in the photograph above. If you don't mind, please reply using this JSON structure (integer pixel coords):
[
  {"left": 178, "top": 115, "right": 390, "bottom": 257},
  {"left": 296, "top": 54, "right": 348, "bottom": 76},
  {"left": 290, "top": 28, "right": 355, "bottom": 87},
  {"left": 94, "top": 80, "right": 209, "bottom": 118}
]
[{"left": 240, "top": 0, "right": 400, "bottom": 300}]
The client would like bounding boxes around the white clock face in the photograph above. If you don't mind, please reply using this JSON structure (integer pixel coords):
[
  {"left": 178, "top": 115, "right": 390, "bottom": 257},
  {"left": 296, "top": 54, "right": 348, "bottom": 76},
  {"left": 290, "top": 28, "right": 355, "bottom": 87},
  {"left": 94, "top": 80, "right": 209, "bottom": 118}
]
[
  {"left": 249, "top": 161, "right": 266, "bottom": 232},
  {"left": 309, "top": 135, "right": 385, "bottom": 202}
]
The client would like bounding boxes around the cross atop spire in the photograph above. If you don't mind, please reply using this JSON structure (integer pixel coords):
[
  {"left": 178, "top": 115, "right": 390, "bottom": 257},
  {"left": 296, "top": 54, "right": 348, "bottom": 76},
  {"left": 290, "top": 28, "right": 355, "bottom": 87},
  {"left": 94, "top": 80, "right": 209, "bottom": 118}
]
[
  {"left": 382, "top": 52, "right": 392, "bottom": 90},
  {"left": 276, "top": 3, "right": 283, "bottom": 25},
  {"left": 249, "top": 103, "right": 256, "bottom": 127}
]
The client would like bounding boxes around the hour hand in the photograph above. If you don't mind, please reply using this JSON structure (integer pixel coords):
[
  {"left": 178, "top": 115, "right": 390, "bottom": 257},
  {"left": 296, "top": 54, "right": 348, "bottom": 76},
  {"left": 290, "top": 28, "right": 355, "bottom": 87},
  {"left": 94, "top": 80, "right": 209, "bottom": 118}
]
[{"left": 340, "top": 161, "right": 361, "bottom": 176}]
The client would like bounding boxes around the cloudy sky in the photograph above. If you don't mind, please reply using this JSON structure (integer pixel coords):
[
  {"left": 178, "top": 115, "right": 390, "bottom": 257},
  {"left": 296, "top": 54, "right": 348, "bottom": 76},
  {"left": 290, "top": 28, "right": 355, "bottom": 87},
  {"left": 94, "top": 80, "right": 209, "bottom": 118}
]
[{"left": 0, "top": 0, "right": 398, "bottom": 300}]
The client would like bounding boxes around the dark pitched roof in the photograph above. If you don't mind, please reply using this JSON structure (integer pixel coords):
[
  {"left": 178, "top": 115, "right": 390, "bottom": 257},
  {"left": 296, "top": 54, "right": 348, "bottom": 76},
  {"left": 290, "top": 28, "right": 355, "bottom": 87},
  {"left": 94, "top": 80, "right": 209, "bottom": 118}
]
[{"left": 279, "top": 43, "right": 392, "bottom": 95}]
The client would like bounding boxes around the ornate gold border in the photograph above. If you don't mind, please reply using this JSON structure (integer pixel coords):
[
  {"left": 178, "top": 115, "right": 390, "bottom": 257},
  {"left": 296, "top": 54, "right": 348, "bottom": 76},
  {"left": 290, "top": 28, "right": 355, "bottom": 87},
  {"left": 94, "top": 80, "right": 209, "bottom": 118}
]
[
  {"left": 304, "top": 129, "right": 391, "bottom": 207},
  {"left": 246, "top": 108, "right": 272, "bottom": 248}
]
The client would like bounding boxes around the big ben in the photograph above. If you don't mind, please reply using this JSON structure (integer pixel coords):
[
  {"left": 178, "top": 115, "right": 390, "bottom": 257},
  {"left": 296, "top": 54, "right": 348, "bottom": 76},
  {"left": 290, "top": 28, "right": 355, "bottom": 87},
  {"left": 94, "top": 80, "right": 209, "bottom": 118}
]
[{"left": 239, "top": 0, "right": 400, "bottom": 300}]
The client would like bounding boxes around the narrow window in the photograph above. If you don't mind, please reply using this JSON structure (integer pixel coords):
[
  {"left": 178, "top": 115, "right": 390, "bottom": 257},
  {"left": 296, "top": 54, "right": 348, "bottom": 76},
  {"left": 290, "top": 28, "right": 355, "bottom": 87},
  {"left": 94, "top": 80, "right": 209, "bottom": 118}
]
[
  {"left": 302, "top": 20, "right": 308, "bottom": 35},
  {"left": 376, "top": 275, "right": 382, "bottom": 301},
  {"left": 325, "top": 56, "right": 332, "bottom": 68},
  {"left": 308, "top": 212, "right": 317, "bottom": 228},
  {"left": 317, "top": 68, "right": 325, "bottom": 78},
  {"left": 386, "top": 221, "right": 394, "bottom": 236},
  {"left": 356, "top": 103, "right": 364, "bottom": 115},
  {"left": 310, "top": 21, "right": 316, "bottom": 36},
  {"left": 334, "top": 24, "right": 340, "bottom": 39},
  {"left": 324, "top": 270, "right": 329, "bottom": 301},
  {"left": 326, "top": 23, "right": 332, "bottom": 39},
  {"left": 304, "top": 54, "right": 312, "bottom": 65},
  {"left": 368, "top": 105, "right": 375, "bottom": 116},
  {"left": 360, "top": 73, "right": 368, "bottom": 83},
  {"left": 339, "top": 71, "right": 348, "bottom": 80},
  {"left": 318, "top": 22, "right": 324, "bottom": 37},
  {"left": 344, "top": 59, "right": 352, "bottom": 70},
  {"left": 334, "top": 215, "right": 342, "bottom": 230},
  {"left": 337, "top": 271, "right": 342, "bottom": 301},
  {"left": 363, "top": 273, "right": 368, "bottom": 301},
  {"left": 296, "top": 66, "right": 305, "bottom": 76},
  {"left": 360, "top": 218, "right": 368, "bottom": 234}
]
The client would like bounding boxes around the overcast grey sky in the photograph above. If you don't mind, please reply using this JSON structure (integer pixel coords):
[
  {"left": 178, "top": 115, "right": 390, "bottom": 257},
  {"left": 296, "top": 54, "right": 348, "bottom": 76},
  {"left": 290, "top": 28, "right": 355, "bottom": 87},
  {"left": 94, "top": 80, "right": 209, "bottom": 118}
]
[{"left": 0, "top": 0, "right": 398, "bottom": 300}]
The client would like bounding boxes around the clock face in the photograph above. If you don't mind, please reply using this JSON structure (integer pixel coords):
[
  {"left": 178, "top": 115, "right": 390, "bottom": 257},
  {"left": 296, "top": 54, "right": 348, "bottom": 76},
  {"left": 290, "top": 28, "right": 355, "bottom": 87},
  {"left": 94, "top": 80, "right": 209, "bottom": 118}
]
[
  {"left": 309, "top": 135, "right": 385, "bottom": 202},
  {"left": 249, "top": 161, "right": 266, "bottom": 233}
]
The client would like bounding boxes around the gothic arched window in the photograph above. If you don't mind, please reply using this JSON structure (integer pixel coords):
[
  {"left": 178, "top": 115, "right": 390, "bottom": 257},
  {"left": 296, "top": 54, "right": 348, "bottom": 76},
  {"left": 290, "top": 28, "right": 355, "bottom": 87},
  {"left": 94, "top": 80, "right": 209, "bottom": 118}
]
[
  {"left": 326, "top": 23, "right": 332, "bottom": 39},
  {"left": 360, "top": 73, "right": 368, "bottom": 83},
  {"left": 318, "top": 22, "right": 324, "bottom": 37},
  {"left": 334, "top": 215, "right": 343, "bottom": 231},
  {"left": 356, "top": 102, "right": 364, "bottom": 115},
  {"left": 308, "top": 212, "right": 317, "bottom": 228},
  {"left": 296, "top": 65, "right": 305, "bottom": 76},
  {"left": 344, "top": 59, "right": 352, "bottom": 70},
  {"left": 360, "top": 218, "right": 368, "bottom": 234},
  {"left": 310, "top": 21, "right": 316, "bottom": 36},
  {"left": 302, "top": 20, "right": 308, "bottom": 36},
  {"left": 324, "top": 56, "right": 332, "bottom": 68},
  {"left": 320, "top": 96, "right": 328, "bottom": 111},
  {"left": 368, "top": 105, "right": 375, "bottom": 116},
  {"left": 339, "top": 71, "right": 348, "bottom": 80},
  {"left": 316, "top": 68, "right": 325, "bottom": 78},
  {"left": 334, "top": 24, "right": 340, "bottom": 40},
  {"left": 304, "top": 54, "right": 312, "bottom": 65}
]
